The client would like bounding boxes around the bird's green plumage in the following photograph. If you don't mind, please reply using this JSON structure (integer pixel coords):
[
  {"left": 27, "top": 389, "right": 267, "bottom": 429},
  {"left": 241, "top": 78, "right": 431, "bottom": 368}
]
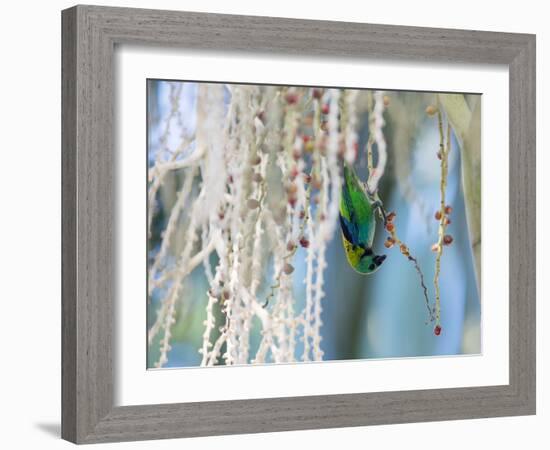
[
  {"left": 340, "top": 164, "right": 376, "bottom": 247},
  {"left": 339, "top": 162, "right": 386, "bottom": 274}
]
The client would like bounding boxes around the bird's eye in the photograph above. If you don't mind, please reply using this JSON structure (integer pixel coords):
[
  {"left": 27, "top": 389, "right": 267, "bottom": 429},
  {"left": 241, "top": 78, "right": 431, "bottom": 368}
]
[{"left": 368, "top": 263, "right": 376, "bottom": 271}]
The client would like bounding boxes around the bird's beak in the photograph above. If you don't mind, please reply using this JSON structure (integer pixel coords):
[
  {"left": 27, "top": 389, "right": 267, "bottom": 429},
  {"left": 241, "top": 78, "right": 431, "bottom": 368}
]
[{"left": 373, "top": 255, "right": 386, "bottom": 266}]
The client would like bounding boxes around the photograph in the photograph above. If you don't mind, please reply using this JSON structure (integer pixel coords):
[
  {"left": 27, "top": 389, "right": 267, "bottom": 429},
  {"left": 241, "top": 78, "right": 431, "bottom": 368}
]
[
  {"left": 146, "top": 80, "right": 481, "bottom": 369},
  {"left": 1, "top": 1, "right": 542, "bottom": 447}
]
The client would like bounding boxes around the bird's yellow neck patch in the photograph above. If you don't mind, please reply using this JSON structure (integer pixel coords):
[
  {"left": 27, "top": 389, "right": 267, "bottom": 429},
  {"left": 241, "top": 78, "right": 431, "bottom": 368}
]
[{"left": 342, "top": 234, "right": 364, "bottom": 268}]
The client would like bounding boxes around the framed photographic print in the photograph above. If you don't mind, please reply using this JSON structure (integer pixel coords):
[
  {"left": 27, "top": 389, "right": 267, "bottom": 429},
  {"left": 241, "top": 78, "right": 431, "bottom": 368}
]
[{"left": 62, "top": 5, "right": 536, "bottom": 444}]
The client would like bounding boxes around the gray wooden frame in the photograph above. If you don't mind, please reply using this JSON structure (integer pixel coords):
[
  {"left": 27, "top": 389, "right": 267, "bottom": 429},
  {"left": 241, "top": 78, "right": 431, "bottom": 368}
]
[{"left": 62, "top": 4, "right": 536, "bottom": 444}]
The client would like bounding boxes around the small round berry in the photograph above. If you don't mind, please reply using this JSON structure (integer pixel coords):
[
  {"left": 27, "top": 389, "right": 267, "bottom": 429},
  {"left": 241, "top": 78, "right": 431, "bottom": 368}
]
[
  {"left": 443, "top": 235, "right": 453, "bottom": 245},
  {"left": 400, "top": 244, "right": 409, "bottom": 255},
  {"left": 312, "top": 88, "right": 323, "bottom": 99},
  {"left": 252, "top": 173, "right": 263, "bottom": 183},
  {"left": 289, "top": 166, "right": 299, "bottom": 180},
  {"left": 283, "top": 263, "right": 295, "bottom": 275},
  {"left": 426, "top": 105, "right": 438, "bottom": 116},
  {"left": 250, "top": 155, "right": 262, "bottom": 166},
  {"left": 431, "top": 243, "right": 440, "bottom": 252},
  {"left": 256, "top": 110, "right": 266, "bottom": 123},
  {"left": 286, "top": 241, "right": 296, "bottom": 252},
  {"left": 312, "top": 176, "right": 322, "bottom": 190},
  {"left": 285, "top": 93, "right": 299, "bottom": 105},
  {"left": 286, "top": 182, "right": 298, "bottom": 195},
  {"left": 384, "top": 239, "right": 394, "bottom": 249},
  {"left": 435, "top": 210, "right": 442, "bottom": 221},
  {"left": 299, "top": 237, "right": 310, "bottom": 248},
  {"left": 288, "top": 196, "right": 297, "bottom": 208},
  {"left": 387, "top": 211, "right": 396, "bottom": 222},
  {"left": 437, "top": 151, "right": 442, "bottom": 160},
  {"left": 386, "top": 222, "right": 395, "bottom": 232},
  {"left": 434, "top": 325, "right": 442, "bottom": 336},
  {"left": 321, "top": 103, "right": 330, "bottom": 115},
  {"left": 445, "top": 205, "right": 453, "bottom": 215},
  {"left": 445, "top": 217, "right": 451, "bottom": 225}
]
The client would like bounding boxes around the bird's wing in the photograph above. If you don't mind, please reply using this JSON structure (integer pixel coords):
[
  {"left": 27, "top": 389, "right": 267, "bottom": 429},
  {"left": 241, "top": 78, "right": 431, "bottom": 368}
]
[
  {"left": 339, "top": 213, "right": 358, "bottom": 245},
  {"left": 340, "top": 165, "right": 374, "bottom": 247}
]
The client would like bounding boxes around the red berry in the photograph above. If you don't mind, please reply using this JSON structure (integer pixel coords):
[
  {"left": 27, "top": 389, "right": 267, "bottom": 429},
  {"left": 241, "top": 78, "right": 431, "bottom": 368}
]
[
  {"left": 312, "top": 176, "right": 322, "bottom": 190},
  {"left": 257, "top": 110, "right": 266, "bottom": 123},
  {"left": 290, "top": 166, "right": 299, "bottom": 180},
  {"left": 386, "top": 222, "right": 395, "bottom": 232},
  {"left": 435, "top": 210, "right": 442, "bottom": 220},
  {"left": 434, "top": 325, "right": 442, "bottom": 336},
  {"left": 302, "top": 134, "right": 311, "bottom": 143},
  {"left": 286, "top": 182, "right": 298, "bottom": 195},
  {"left": 285, "top": 93, "right": 299, "bottom": 105},
  {"left": 321, "top": 103, "right": 330, "bottom": 115},
  {"left": 312, "top": 88, "right": 323, "bottom": 99},
  {"left": 289, "top": 196, "right": 297, "bottom": 208},
  {"left": 283, "top": 263, "right": 295, "bottom": 275},
  {"left": 299, "top": 237, "right": 310, "bottom": 248},
  {"left": 445, "top": 205, "right": 453, "bottom": 215},
  {"left": 443, "top": 235, "right": 453, "bottom": 245},
  {"left": 426, "top": 105, "right": 437, "bottom": 116}
]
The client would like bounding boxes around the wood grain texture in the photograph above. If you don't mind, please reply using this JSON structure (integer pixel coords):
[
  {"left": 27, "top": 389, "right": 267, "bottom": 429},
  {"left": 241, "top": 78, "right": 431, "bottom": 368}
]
[
  {"left": 61, "top": 4, "right": 536, "bottom": 444},
  {"left": 61, "top": 7, "right": 77, "bottom": 443}
]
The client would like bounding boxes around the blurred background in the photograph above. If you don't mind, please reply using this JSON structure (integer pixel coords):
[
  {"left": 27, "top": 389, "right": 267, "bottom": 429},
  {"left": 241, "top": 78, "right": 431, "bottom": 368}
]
[{"left": 147, "top": 80, "right": 481, "bottom": 368}]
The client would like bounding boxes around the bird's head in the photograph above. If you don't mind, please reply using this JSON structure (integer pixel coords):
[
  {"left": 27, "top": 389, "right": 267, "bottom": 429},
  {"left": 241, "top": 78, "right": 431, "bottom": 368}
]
[
  {"left": 342, "top": 236, "right": 387, "bottom": 274},
  {"left": 354, "top": 253, "right": 387, "bottom": 274}
]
